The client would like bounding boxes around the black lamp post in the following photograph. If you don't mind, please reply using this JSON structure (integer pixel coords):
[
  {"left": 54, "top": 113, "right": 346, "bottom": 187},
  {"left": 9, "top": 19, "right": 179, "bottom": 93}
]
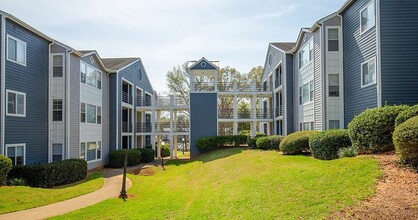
[{"left": 119, "top": 149, "right": 128, "bottom": 200}]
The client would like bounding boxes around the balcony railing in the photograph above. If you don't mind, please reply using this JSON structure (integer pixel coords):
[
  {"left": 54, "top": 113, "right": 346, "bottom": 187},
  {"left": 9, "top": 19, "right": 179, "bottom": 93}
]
[
  {"left": 217, "top": 83, "right": 234, "bottom": 92},
  {"left": 256, "top": 109, "right": 273, "bottom": 119},
  {"left": 154, "top": 122, "right": 190, "bottom": 133},
  {"left": 275, "top": 76, "right": 282, "bottom": 89},
  {"left": 218, "top": 109, "right": 273, "bottom": 119},
  {"left": 193, "top": 82, "right": 215, "bottom": 92},
  {"left": 136, "top": 96, "right": 189, "bottom": 108},
  {"left": 136, "top": 96, "right": 152, "bottom": 107},
  {"left": 136, "top": 123, "right": 152, "bottom": 133},
  {"left": 173, "top": 122, "right": 190, "bottom": 132},
  {"left": 122, "top": 91, "right": 133, "bottom": 105},
  {"left": 275, "top": 105, "right": 283, "bottom": 117},
  {"left": 218, "top": 109, "right": 234, "bottom": 119},
  {"left": 122, "top": 121, "right": 133, "bottom": 133}
]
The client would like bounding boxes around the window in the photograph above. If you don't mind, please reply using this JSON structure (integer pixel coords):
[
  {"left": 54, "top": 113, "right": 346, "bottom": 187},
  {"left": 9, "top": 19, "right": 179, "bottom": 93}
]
[
  {"left": 268, "top": 54, "right": 272, "bottom": 66},
  {"left": 299, "top": 87, "right": 302, "bottom": 105},
  {"left": 7, "top": 90, "right": 25, "bottom": 117},
  {"left": 80, "top": 62, "right": 101, "bottom": 89},
  {"left": 53, "top": 55, "right": 64, "bottom": 77},
  {"left": 329, "top": 120, "right": 340, "bottom": 129},
  {"left": 81, "top": 103, "right": 86, "bottom": 123},
  {"left": 299, "top": 123, "right": 303, "bottom": 131},
  {"left": 303, "top": 122, "right": 310, "bottom": 131},
  {"left": 309, "top": 81, "right": 314, "bottom": 101},
  {"left": 328, "top": 29, "right": 339, "bottom": 51},
  {"left": 310, "top": 122, "right": 314, "bottom": 130},
  {"left": 6, "top": 144, "right": 25, "bottom": 166},
  {"left": 329, "top": 74, "right": 340, "bottom": 97},
  {"left": 80, "top": 141, "right": 101, "bottom": 162},
  {"left": 87, "top": 104, "right": 97, "bottom": 123},
  {"left": 80, "top": 143, "right": 86, "bottom": 159},
  {"left": 80, "top": 63, "right": 86, "bottom": 84},
  {"left": 52, "top": 144, "right": 63, "bottom": 162},
  {"left": 7, "top": 35, "right": 26, "bottom": 66},
  {"left": 298, "top": 39, "right": 313, "bottom": 69},
  {"left": 302, "top": 83, "right": 310, "bottom": 104},
  {"left": 138, "top": 69, "right": 142, "bottom": 81},
  {"left": 362, "top": 57, "right": 376, "bottom": 87},
  {"left": 97, "top": 106, "right": 101, "bottom": 124},
  {"left": 360, "top": 1, "right": 376, "bottom": 34},
  {"left": 53, "top": 99, "right": 63, "bottom": 121}
]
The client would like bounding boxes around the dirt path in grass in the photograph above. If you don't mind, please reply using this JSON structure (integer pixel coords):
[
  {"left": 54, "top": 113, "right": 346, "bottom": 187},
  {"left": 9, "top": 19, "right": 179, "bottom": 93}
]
[{"left": 329, "top": 153, "right": 418, "bottom": 220}]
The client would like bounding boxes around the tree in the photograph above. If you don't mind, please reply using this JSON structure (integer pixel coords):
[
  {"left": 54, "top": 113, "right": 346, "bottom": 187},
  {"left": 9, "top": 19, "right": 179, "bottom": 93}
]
[
  {"left": 237, "top": 102, "right": 251, "bottom": 132},
  {"left": 246, "top": 66, "right": 264, "bottom": 86}
]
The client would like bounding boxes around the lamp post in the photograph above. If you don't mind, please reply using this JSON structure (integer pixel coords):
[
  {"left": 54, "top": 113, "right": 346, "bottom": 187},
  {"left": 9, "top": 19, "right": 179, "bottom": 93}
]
[
  {"left": 182, "top": 137, "right": 185, "bottom": 154},
  {"left": 119, "top": 149, "right": 128, "bottom": 200}
]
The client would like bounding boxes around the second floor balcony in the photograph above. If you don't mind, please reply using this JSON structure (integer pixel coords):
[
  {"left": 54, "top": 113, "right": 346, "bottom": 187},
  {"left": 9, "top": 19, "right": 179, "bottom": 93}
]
[
  {"left": 122, "top": 91, "right": 133, "bottom": 105},
  {"left": 122, "top": 121, "right": 133, "bottom": 133},
  {"left": 275, "top": 105, "right": 283, "bottom": 117},
  {"left": 136, "top": 96, "right": 189, "bottom": 108},
  {"left": 218, "top": 108, "right": 273, "bottom": 120}
]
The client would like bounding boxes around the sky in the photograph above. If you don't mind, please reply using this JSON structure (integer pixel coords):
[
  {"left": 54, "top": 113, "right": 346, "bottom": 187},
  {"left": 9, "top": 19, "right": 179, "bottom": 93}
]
[{"left": 0, "top": 0, "right": 346, "bottom": 93}]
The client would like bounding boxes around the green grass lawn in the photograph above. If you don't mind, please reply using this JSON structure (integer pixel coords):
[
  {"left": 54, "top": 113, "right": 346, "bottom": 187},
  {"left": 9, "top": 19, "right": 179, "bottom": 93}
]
[
  {"left": 52, "top": 149, "right": 380, "bottom": 219},
  {"left": 176, "top": 151, "right": 190, "bottom": 158},
  {"left": 0, "top": 172, "right": 103, "bottom": 214}
]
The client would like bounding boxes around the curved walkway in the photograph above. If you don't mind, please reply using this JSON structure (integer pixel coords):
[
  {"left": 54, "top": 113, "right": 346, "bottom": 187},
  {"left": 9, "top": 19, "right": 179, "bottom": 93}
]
[{"left": 0, "top": 169, "right": 132, "bottom": 220}]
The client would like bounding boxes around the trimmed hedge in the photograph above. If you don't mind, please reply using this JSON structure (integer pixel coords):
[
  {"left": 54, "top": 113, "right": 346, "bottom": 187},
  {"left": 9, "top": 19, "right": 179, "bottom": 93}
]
[
  {"left": 348, "top": 105, "right": 409, "bottom": 154},
  {"left": 238, "top": 130, "right": 265, "bottom": 136},
  {"left": 255, "top": 135, "right": 283, "bottom": 150},
  {"left": 395, "top": 104, "right": 418, "bottom": 126},
  {"left": 280, "top": 131, "right": 319, "bottom": 155},
  {"left": 247, "top": 134, "right": 267, "bottom": 148},
  {"left": 161, "top": 145, "right": 170, "bottom": 157},
  {"left": 140, "top": 148, "right": 155, "bottom": 163},
  {"left": 309, "top": 129, "right": 352, "bottom": 160},
  {"left": 8, "top": 159, "right": 87, "bottom": 188},
  {"left": 197, "top": 135, "right": 249, "bottom": 153},
  {"left": 393, "top": 116, "right": 418, "bottom": 167},
  {"left": 197, "top": 137, "right": 218, "bottom": 153},
  {"left": 0, "top": 155, "right": 12, "bottom": 186},
  {"left": 108, "top": 149, "right": 142, "bottom": 168}
]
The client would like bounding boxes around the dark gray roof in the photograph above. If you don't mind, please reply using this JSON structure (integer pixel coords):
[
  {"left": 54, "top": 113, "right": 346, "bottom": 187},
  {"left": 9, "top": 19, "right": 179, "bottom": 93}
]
[
  {"left": 102, "top": 58, "right": 140, "bottom": 72},
  {"left": 78, "top": 50, "right": 96, "bottom": 55},
  {"left": 270, "top": 42, "right": 296, "bottom": 52}
]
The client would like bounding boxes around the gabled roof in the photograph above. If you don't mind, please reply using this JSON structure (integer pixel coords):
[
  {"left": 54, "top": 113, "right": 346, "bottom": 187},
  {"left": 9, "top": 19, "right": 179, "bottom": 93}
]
[
  {"left": 270, "top": 42, "right": 296, "bottom": 53},
  {"left": 102, "top": 58, "right": 140, "bottom": 73},
  {"left": 78, "top": 50, "right": 108, "bottom": 72},
  {"left": 188, "top": 57, "right": 219, "bottom": 70},
  {"left": 337, "top": 0, "right": 356, "bottom": 14}
]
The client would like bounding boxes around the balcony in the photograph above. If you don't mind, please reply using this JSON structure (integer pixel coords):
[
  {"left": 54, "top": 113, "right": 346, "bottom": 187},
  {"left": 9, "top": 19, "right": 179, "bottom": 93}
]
[
  {"left": 136, "top": 123, "right": 152, "bottom": 133},
  {"left": 275, "top": 76, "right": 282, "bottom": 89},
  {"left": 122, "top": 91, "right": 133, "bottom": 105},
  {"left": 218, "top": 109, "right": 234, "bottom": 119},
  {"left": 218, "top": 109, "right": 273, "bottom": 119},
  {"left": 173, "top": 122, "right": 190, "bottom": 132},
  {"left": 122, "top": 121, "right": 133, "bottom": 133},
  {"left": 256, "top": 109, "right": 273, "bottom": 119},
  {"left": 136, "top": 96, "right": 189, "bottom": 108},
  {"left": 275, "top": 105, "right": 283, "bottom": 117},
  {"left": 136, "top": 96, "right": 152, "bottom": 107},
  {"left": 193, "top": 82, "right": 215, "bottom": 92}
]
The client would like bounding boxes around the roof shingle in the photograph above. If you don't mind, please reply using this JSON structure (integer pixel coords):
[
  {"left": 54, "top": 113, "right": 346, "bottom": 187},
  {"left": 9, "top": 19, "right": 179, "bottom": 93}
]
[{"left": 101, "top": 58, "right": 140, "bottom": 72}]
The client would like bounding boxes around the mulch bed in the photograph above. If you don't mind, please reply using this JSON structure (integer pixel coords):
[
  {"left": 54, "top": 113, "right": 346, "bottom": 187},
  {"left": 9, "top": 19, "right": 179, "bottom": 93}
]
[
  {"left": 128, "top": 167, "right": 155, "bottom": 176},
  {"left": 329, "top": 153, "right": 418, "bottom": 219}
]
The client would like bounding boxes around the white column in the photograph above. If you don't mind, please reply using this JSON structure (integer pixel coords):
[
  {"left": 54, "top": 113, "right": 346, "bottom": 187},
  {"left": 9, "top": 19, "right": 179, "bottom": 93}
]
[
  {"left": 214, "top": 72, "right": 218, "bottom": 92},
  {"left": 251, "top": 93, "right": 257, "bottom": 137},
  {"left": 169, "top": 135, "right": 174, "bottom": 159},
  {"left": 233, "top": 81, "right": 238, "bottom": 135}
]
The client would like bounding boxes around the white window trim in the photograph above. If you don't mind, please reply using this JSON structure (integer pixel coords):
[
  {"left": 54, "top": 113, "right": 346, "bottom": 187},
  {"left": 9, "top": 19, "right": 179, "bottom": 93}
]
[
  {"left": 301, "top": 81, "right": 314, "bottom": 105},
  {"left": 6, "top": 35, "right": 27, "bottom": 66},
  {"left": 298, "top": 37, "right": 314, "bottom": 70},
  {"left": 326, "top": 26, "right": 340, "bottom": 52},
  {"left": 52, "top": 54, "right": 64, "bottom": 77},
  {"left": 52, "top": 99, "right": 63, "bottom": 122},
  {"left": 359, "top": 0, "right": 376, "bottom": 35},
  {"left": 51, "top": 143, "right": 64, "bottom": 162},
  {"left": 80, "top": 141, "right": 103, "bottom": 163},
  {"left": 5, "top": 143, "right": 26, "bottom": 165},
  {"left": 6, "top": 89, "right": 26, "bottom": 117},
  {"left": 80, "top": 61, "right": 102, "bottom": 90},
  {"left": 361, "top": 57, "right": 377, "bottom": 88}
]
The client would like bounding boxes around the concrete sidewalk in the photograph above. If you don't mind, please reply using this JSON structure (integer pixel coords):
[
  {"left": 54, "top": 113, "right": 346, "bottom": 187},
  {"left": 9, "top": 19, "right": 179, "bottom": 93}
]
[{"left": 0, "top": 169, "right": 132, "bottom": 220}]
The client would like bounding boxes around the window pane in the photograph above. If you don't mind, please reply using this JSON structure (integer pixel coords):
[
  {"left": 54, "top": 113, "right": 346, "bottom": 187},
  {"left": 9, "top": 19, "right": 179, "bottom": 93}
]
[
  {"left": 97, "top": 141, "right": 102, "bottom": 159},
  {"left": 361, "top": 3, "right": 375, "bottom": 32},
  {"left": 80, "top": 143, "right": 86, "bottom": 159},
  {"left": 80, "top": 63, "right": 86, "bottom": 83},
  {"left": 86, "top": 66, "right": 96, "bottom": 87},
  {"left": 16, "top": 42, "right": 25, "bottom": 64},
  {"left": 329, "top": 74, "right": 339, "bottom": 97},
  {"left": 328, "top": 40, "right": 339, "bottom": 51},
  {"left": 16, "top": 94, "right": 24, "bottom": 115},
  {"left": 96, "top": 71, "right": 102, "bottom": 89},
  {"left": 87, "top": 142, "right": 97, "bottom": 161},
  {"left": 53, "top": 55, "right": 63, "bottom": 77},
  {"left": 302, "top": 83, "right": 310, "bottom": 104},
  {"left": 7, "top": 146, "right": 16, "bottom": 158},
  {"left": 309, "top": 81, "right": 314, "bottom": 101},
  {"left": 52, "top": 144, "right": 63, "bottom": 162},
  {"left": 81, "top": 103, "right": 86, "bottom": 123},
  {"left": 87, "top": 104, "right": 96, "bottom": 123},
  {"left": 362, "top": 63, "right": 369, "bottom": 85},
  {"left": 303, "top": 122, "right": 310, "bottom": 131},
  {"left": 328, "top": 29, "right": 338, "bottom": 40},
  {"left": 7, "top": 38, "right": 16, "bottom": 61},
  {"left": 8, "top": 92, "right": 16, "bottom": 114},
  {"left": 329, "top": 120, "right": 340, "bottom": 129},
  {"left": 97, "top": 106, "right": 101, "bottom": 124}
]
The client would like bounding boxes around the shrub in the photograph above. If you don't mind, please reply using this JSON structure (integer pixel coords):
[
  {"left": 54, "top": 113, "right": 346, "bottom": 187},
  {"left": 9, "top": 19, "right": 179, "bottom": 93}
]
[
  {"left": 108, "top": 149, "right": 142, "bottom": 168},
  {"left": 395, "top": 104, "right": 418, "bottom": 126},
  {"left": 140, "top": 148, "right": 155, "bottom": 163},
  {"left": 338, "top": 147, "right": 357, "bottom": 158},
  {"left": 268, "top": 135, "right": 284, "bottom": 150},
  {"left": 239, "top": 130, "right": 265, "bottom": 136},
  {"left": 247, "top": 134, "right": 267, "bottom": 148},
  {"left": 7, "top": 178, "right": 26, "bottom": 186},
  {"left": 393, "top": 116, "right": 418, "bottom": 167},
  {"left": 348, "top": 105, "right": 409, "bottom": 154},
  {"left": 197, "top": 137, "right": 218, "bottom": 153},
  {"left": 255, "top": 136, "right": 283, "bottom": 150},
  {"left": 216, "top": 135, "right": 247, "bottom": 147},
  {"left": 0, "top": 155, "right": 12, "bottom": 186},
  {"left": 309, "top": 129, "right": 352, "bottom": 160},
  {"left": 8, "top": 159, "right": 87, "bottom": 188},
  {"left": 280, "top": 131, "right": 319, "bottom": 155},
  {"left": 161, "top": 145, "right": 170, "bottom": 157},
  {"left": 256, "top": 137, "right": 270, "bottom": 150}
]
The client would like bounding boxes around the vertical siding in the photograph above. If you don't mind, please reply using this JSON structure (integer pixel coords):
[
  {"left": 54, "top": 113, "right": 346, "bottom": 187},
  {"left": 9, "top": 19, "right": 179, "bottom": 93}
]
[
  {"left": 342, "top": 0, "right": 378, "bottom": 127},
  {"left": 101, "top": 71, "right": 109, "bottom": 165},
  {"left": 285, "top": 54, "right": 294, "bottom": 134},
  {"left": 69, "top": 53, "right": 80, "bottom": 158},
  {"left": 313, "top": 29, "right": 323, "bottom": 130},
  {"left": 380, "top": 0, "right": 418, "bottom": 105},
  {"left": 109, "top": 74, "right": 117, "bottom": 152},
  {"left": 5, "top": 19, "right": 50, "bottom": 164}
]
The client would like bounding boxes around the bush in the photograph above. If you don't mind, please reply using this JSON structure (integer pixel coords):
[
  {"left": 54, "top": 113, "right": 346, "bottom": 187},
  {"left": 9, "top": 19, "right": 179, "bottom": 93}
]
[
  {"left": 268, "top": 135, "right": 284, "bottom": 150},
  {"left": 247, "top": 134, "right": 267, "bottom": 148},
  {"left": 309, "top": 129, "right": 352, "bottom": 160},
  {"left": 280, "top": 131, "right": 319, "bottom": 155},
  {"left": 108, "top": 149, "right": 142, "bottom": 168},
  {"left": 8, "top": 159, "right": 87, "bottom": 188},
  {"left": 7, "top": 178, "right": 26, "bottom": 186},
  {"left": 338, "top": 147, "right": 357, "bottom": 158},
  {"left": 0, "top": 155, "right": 12, "bottom": 186},
  {"left": 140, "top": 148, "right": 155, "bottom": 163},
  {"left": 395, "top": 104, "right": 418, "bottom": 126},
  {"left": 161, "top": 145, "right": 170, "bottom": 157},
  {"left": 216, "top": 135, "right": 248, "bottom": 147},
  {"left": 348, "top": 105, "right": 409, "bottom": 154},
  {"left": 239, "top": 130, "right": 265, "bottom": 136},
  {"left": 255, "top": 136, "right": 283, "bottom": 150},
  {"left": 256, "top": 137, "right": 270, "bottom": 150},
  {"left": 197, "top": 137, "right": 218, "bottom": 153},
  {"left": 393, "top": 116, "right": 418, "bottom": 167}
]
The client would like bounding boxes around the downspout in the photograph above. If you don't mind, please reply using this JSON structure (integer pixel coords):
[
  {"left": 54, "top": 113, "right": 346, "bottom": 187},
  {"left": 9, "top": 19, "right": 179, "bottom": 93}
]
[
  {"left": 48, "top": 41, "right": 54, "bottom": 162},
  {"left": 376, "top": 0, "right": 382, "bottom": 107},
  {"left": 66, "top": 49, "right": 72, "bottom": 159},
  {"left": 337, "top": 13, "right": 345, "bottom": 129},
  {"left": 1, "top": 15, "right": 6, "bottom": 155}
]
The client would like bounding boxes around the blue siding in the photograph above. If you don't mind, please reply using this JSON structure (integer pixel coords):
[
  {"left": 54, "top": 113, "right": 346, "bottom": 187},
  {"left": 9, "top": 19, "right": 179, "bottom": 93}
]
[
  {"left": 190, "top": 93, "right": 217, "bottom": 157},
  {"left": 380, "top": 0, "right": 418, "bottom": 105},
  {"left": 109, "top": 74, "right": 117, "bottom": 151},
  {"left": 5, "top": 19, "right": 50, "bottom": 164},
  {"left": 342, "top": 0, "right": 378, "bottom": 127},
  {"left": 262, "top": 45, "right": 286, "bottom": 82},
  {"left": 190, "top": 59, "right": 217, "bottom": 70},
  {"left": 285, "top": 54, "right": 294, "bottom": 134}
]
